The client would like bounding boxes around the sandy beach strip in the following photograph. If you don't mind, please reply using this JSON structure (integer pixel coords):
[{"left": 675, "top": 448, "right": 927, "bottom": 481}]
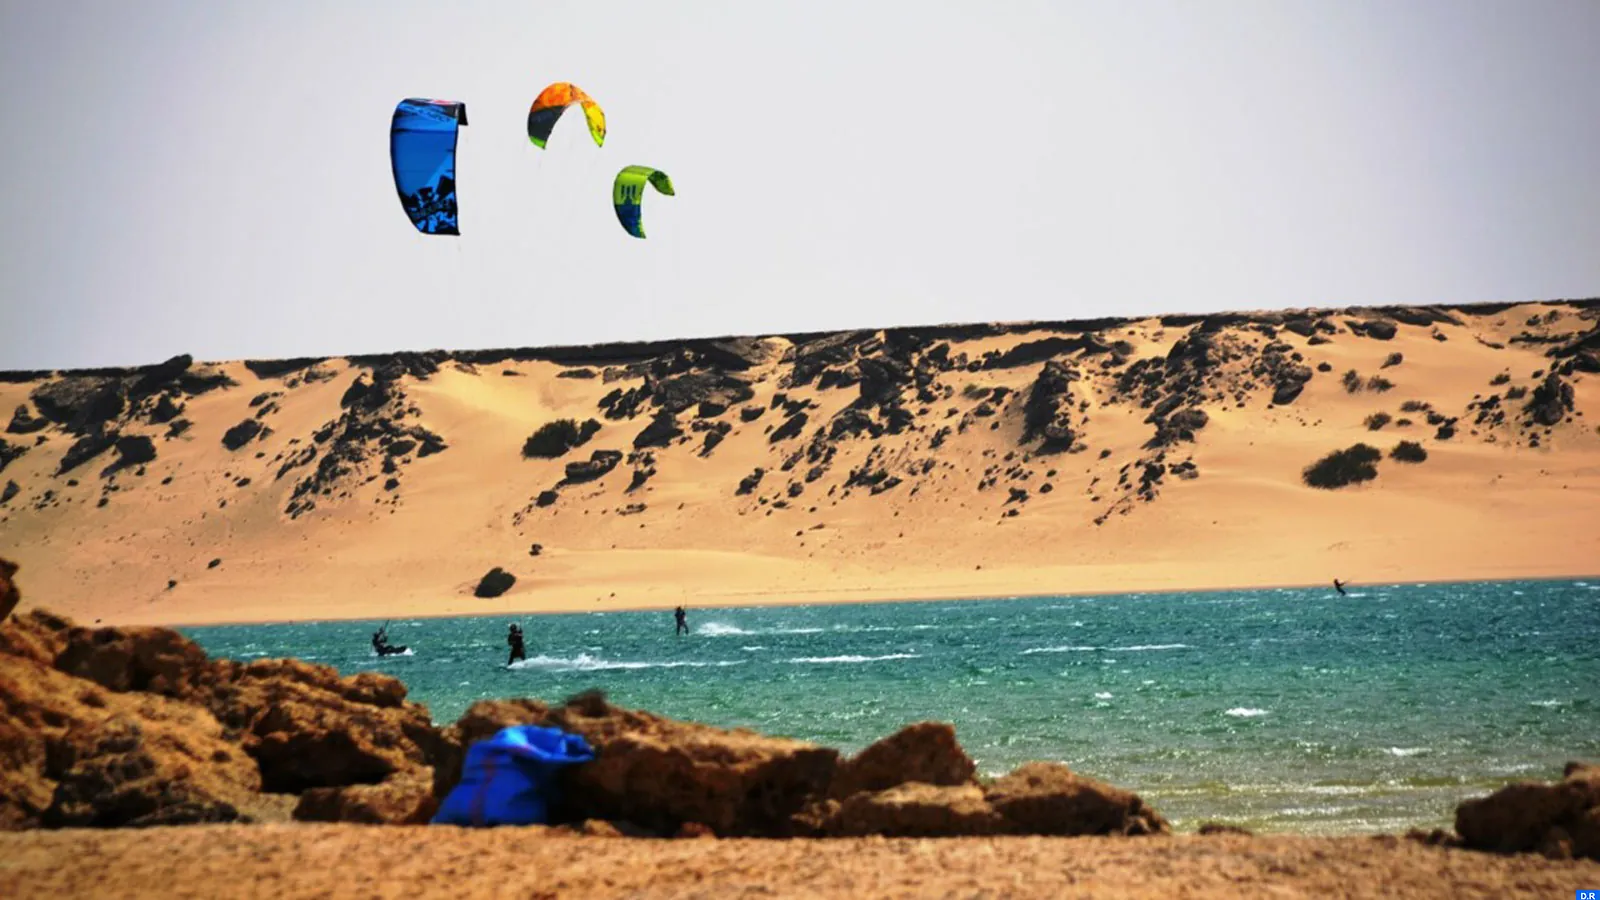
[{"left": 3, "top": 826, "right": 1598, "bottom": 899}]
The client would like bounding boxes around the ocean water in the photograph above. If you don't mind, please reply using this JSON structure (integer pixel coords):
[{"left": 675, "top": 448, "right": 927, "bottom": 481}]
[{"left": 181, "top": 579, "right": 1600, "bottom": 834}]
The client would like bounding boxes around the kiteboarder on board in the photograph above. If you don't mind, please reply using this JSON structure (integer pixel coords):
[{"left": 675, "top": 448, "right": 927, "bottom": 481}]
[
  {"left": 1333, "top": 578, "right": 1348, "bottom": 597},
  {"left": 674, "top": 605, "right": 689, "bottom": 636},
  {"left": 507, "top": 623, "right": 526, "bottom": 666}
]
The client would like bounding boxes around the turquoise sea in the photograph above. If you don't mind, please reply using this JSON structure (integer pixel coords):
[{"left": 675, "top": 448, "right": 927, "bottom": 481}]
[{"left": 182, "top": 579, "right": 1600, "bottom": 834}]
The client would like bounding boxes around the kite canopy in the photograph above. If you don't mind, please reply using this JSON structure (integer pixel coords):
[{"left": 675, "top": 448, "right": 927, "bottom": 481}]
[
  {"left": 612, "top": 165, "right": 675, "bottom": 239},
  {"left": 527, "top": 82, "right": 606, "bottom": 149},
  {"left": 390, "top": 99, "right": 468, "bottom": 235}
]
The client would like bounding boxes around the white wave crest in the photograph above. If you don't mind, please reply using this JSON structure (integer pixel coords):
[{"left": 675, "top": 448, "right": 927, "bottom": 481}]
[
  {"left": 510, "top": 653, "right": 745, "bottom": 672},
  {"left": 1023, "top": 643, "right": 1189, "bottom": 655},
  {"left": 1385, "top": 747, "right": 1429, "bottom": 757},
  {"left": 786, "top": 653, "right": 921, "bottom": 665},
  {"left": 1225, "top": 707, "right": 1269, "bottom": 718}
]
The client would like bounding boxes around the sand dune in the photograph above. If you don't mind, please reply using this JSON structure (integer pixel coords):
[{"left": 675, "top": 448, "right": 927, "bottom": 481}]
[{"left": 1, "top": 300, "right": 1597, "bottom": 625}]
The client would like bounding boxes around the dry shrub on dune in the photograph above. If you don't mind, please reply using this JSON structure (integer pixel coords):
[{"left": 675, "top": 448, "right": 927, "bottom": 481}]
[{"left": 1302, "top": 444, "right": 1382, "bottom": 489}]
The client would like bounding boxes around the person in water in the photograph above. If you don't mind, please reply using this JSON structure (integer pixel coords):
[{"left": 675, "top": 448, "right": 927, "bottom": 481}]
[
  {"left": 674, "top": 605, "right": 689, "bottom": 636},
  {"left": 507, "top": 623, "right": 526, "bottom": 665},
  {"left": 1333, "top": 578, "right": 1348, "bottom": 596},
  {"left": 372, "top": 626, "right": 390, "bottom": 654}
]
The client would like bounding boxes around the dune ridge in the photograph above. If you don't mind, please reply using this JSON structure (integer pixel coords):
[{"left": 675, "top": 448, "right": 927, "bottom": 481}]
[{"left": 2, "top": 299, "right": 1597, "bottom": 626}]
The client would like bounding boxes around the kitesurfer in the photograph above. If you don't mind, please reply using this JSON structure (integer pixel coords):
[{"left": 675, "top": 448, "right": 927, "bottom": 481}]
[
  {"left": 674, "top": 605, "right": 689, "bottom": 636},
  {"left": 507, "top": 623, "right": 526, "bottom": 665},
  {"left": 372, "top": 625, "right": 390, "bottom": 654},
  {"left": 1333, "top": 578, "right": 1348, "bottom": 596}
]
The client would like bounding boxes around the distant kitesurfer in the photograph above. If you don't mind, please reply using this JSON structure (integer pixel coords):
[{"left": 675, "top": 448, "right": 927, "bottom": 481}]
[
  {"left": 372, "top": 626, "right": 389, "bottom": 654},
  {"left": 1333, "top": 579, "right": 1348, "bottom": 596},
  {"left": 674, "top": 605, "right": 689, "bottom": 636},
  {"left": 507, "top": 623, "right": 526, "bottom": 665}
]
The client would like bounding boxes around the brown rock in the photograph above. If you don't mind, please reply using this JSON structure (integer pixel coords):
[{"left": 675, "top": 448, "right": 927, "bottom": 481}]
[
  {"left": 0, "top": 557, "right": 17, "bottom": 622},
  {"left": 443, "top": 694, "right": 840, "bottom": 836},
  {"left": 828, "top": 721, "right": 975, "bottom": 798},
  {"left": 1455, "top": 763, "right": 1600, "bottom": 858},
  {"left": 54, "top": 623, "right": 213, "bottom": 697},
  {"left": 822, "top": 783, "right": 1006, "bottom": 837},
  {"left": 984, "top": 762, "right": 1170, "bottom": 836},
  {"left": 293, "top": 767, "right": 439, "bottom": 825}
]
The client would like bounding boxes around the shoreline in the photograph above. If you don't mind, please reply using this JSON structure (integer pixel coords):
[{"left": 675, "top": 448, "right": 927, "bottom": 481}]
[{"left": 129, "top": 570, "right": 1600, "bottom": 629}]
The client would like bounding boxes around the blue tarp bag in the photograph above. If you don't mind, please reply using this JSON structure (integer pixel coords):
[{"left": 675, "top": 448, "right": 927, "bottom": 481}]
[{"left": 432, "top": 725, "right": 596, "bottom": 826}]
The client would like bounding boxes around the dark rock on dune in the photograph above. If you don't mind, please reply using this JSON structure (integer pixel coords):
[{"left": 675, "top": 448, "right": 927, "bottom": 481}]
[
  {"left": 633, "top": 409, "right": 683, "bottom": 449},
  {"left": 0, "top": 437, "right": 25, "bottom": 474},
  {"left": 769, "top": 411, "right": 808, "bottom": 443},
  {"left": 562, "top": 450, "right": 623, "bottom": 484},
  {"left": 737, "top": 468, "right": 765, "bottom": 496},
  {"left": 829, "top": 408, "right": 881, "bottom": 441},
  {"left": 109, "top": 435, "right": 157, "bottom": 470},
  {"left": 165, "top": 419, "right": 191, "bottom": 438},
  {"left": 697, "top": 400, "right": 727, "bottom": 418},
  {"left": 222, "top": 419, "right": 263, "bottom": 451},
  {"left": 30, "top": 378, "right": 126, "bottom": 435},
  {"left": 1455, "top": 762, "right": 1600, "bottom": 860},
  {"left": 699, "top": 337, "right": 777, "bottom": 371},
  {"left": 1145, "top": 408, "right": 1208, "bottom": 449},
  {"left": 57, "top": 430, "right": 119, "bottom": 475},
  {"left": 0, "top": 480, "right": 18, "bottom": 506},
  {"left": 982, "top": 335, "right": 1107, "bottom": 369},
  {"left": 1377, "top": 306, "right": 1461, "bottom": 328},
  {"left": 555, "top": 367, "right": 597, "bottom": 379},
  {"left": 7, "top": 404, "right": 49, "bottom": 435},
  {"left": 129, "top": 355, "right": 193, "bottom": 397},
  {"left": 789, "top": 332, "right": 874, "bottom": 387},
  {"left": 146, "top": 394, "right": 184, "bottom": 424},
  {"left": 598, "top": 385, "right": 651, "bottom": 420},
  {"left": 650, "top": 373, "right": 754, "bottom": 415},
  {"left": 739, "top": 405, "right": 765, "bottom": 423},
  {"left": 474, "top": 568, "right": 516, "bottom": 599},
  {"left": 535, "top": 490, "right": 559, "bottom": 508},
  {"left": 1022, "top": 360, "right": 1080, "bottom": 454},
  {"left": 243, "top": 358, "right": 323, "bottom": 379},
  {"left": 1523, "top": 372, "right": 1574, "bottom": 427}
]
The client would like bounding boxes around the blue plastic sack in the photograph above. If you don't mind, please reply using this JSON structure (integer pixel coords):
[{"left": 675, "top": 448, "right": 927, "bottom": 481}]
[{"left": 432, "top": 725, "right": 596, "bottom": 826}]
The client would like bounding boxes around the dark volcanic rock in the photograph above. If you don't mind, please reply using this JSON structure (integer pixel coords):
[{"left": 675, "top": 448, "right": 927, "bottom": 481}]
[
  {"left": 1523, "top": 372, "right": 1575, "bottom": 427},
  {"left": 535, "top": 490, "right": 559, "bottom": 508},
  {"left": 699, "top": 337, "right": 776, "bottom": 371},
  {"left": 562, "top": 449, "right": 623, "bottom": 484},
  {"left": 1021, "top": 360, "right": 1079, "bottom": 453},
  {"left": 769, "top": 412, "right": 808, "bottom": 443},
  {"left": 473, "top": 568, "right": 516, "bottom": 599},
  {"left": 737, "top": 468, "right": 765, "bottom": 496},
  {"left": 1145, "top": 408, "right": 1208, "bottom": 449},
  {"left": 650, "top": 373, "right": 754, "bottom": 415},
  {"left": 130, "top": 355, "right": 194, "bottom": 397},
  {"left": 0, "top": 438, "right": 25, "bottom": 474},
  {"left": 111, "top": 435, "right": 157, "bottom": 469},
  {"left": 983, "top": 335, "right": 1105, "bottom": 369},
  {"left": 57, "top": 431, "right": 119, "bottom": 475},
  {"left": 30, "top": 378, "right": 126, "bottom": 435},
  {"left": 222, "top": 419, "right": 264, "bottom": 451},
  {"left": 7, "top": 404, "right": 49, "bottom": 435},
  {"left": 146, "top": 394, "right": 184, "bottom": 425},
  {"left": 633, "top": 409, "right": 683, "bottom": 449}
]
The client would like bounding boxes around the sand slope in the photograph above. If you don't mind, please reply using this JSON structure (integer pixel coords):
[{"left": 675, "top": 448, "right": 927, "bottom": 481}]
[{"left": 1, "top": 300, "right": 1597, "bottom": 625}]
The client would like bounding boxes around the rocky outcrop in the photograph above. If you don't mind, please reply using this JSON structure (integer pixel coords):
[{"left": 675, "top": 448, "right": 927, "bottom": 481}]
[
  {"left": 1022, "top": 360, "right": 1080, "bottom": 453},
  {"left": 474, "top": 568, "right": 516, "bottom": 599},
  {"left": 562, "top": 449, "right": 623, "bottom": 484},
  {"left": 30, "top": 377, "right": 126, "bottom": 434},
  {"left": 984, "top": 762, "right": 1170, "bottom": 836},
  {"left": 0, "top": 557, "right": 17, "bottom": 622},
  {"left": 0, "top": 437, "right": 25, "bottom": 474},
  {"left": 1523, "top": 372, "right": 1574, "bottom": 427},
  {"left": 6, "top": 404, "right": 49, "bottom": 435},
  {"left": 827, "top": 722, "right": 975, "bottom": 799},
  {"left": 1455, "top": 762, "right": 1600, "bottom": 860}
]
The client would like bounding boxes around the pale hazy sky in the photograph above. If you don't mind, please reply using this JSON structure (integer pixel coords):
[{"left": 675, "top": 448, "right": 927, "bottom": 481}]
[{"left": 2, "top": 1, "right": 1597, "bottom": 371}]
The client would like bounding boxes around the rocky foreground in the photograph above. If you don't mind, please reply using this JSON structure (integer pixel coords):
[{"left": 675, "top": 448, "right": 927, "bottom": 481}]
[{"left": 1, "top": 558, "right": 1599, "bottom": 896}]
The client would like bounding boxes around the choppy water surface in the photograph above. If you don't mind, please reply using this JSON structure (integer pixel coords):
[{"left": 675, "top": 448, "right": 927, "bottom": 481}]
[{"left": 183, "top": 579, "right": 1600, "bottom": 834}]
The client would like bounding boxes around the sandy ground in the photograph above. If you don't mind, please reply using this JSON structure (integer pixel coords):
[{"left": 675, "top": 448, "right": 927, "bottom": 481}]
[
  {"left": 2, "top": 302, "right": 1597, "bottom": 626},
  {"left": 2, "top": 826, "right": 1597, "bottom": 899}
]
